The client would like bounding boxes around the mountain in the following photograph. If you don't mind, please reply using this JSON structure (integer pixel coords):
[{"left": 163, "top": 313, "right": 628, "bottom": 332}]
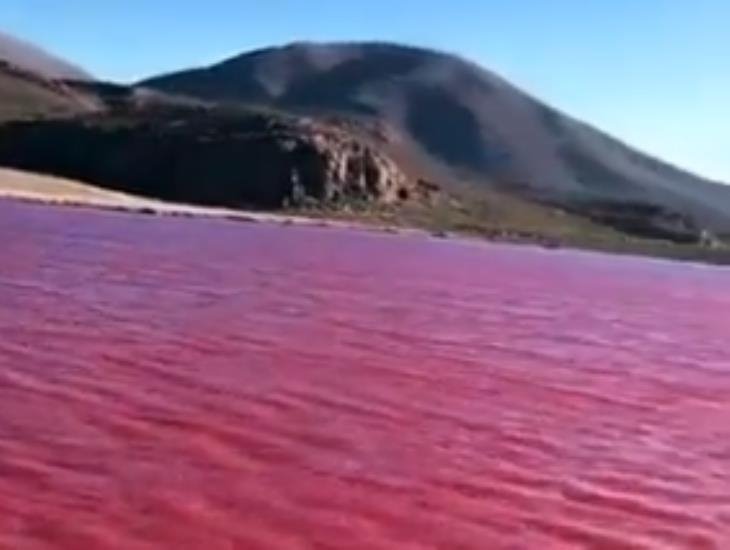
[
  {"left": 141, "top": 42, "right": 730, "bottom": 235},
  {"left": 0, "top": 35, "right": 728, "bottom": 256},
  {"left": 0, "top": 31, "right": 89, "bottom": 80}
]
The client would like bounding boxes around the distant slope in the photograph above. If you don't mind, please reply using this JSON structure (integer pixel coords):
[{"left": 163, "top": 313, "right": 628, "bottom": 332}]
[
  {"left": 141, "top": 42, "right": 730, "bottom": 234},
  {"left": 0, "top": 63, "right": 99, "bottom": 121},
  {"left": 0, "top": 31, "right": 96, "bottom": 121},
  {"left": 0, "top": 31, "right": 90, "bottom": 80}
]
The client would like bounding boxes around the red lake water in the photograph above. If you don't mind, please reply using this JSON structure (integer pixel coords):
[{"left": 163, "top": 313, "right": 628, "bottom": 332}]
[{"left": 1, "top": 200, "right": 729, "bottom": 549}]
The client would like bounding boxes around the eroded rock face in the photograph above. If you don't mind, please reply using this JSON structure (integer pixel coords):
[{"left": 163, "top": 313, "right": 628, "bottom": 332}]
[
  {"left": 0, "top": 107, "right": 428, "bottom": 209},
  {"left": 292, "top": 126, "right": 409, "bottom": 205}
]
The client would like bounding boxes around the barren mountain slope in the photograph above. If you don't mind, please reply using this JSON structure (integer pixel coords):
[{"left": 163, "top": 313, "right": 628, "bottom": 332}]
[{"left": 142, "top": 42, "right": 730, "bottom": 234}]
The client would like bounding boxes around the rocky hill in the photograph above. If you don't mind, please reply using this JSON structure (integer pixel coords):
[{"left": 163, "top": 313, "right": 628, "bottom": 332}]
[
  {"left": 142, "top": 42, "right": 730, "bottom": 236},
  {"left": 0, "top": 32, "right": 728, "bottom": 257}
]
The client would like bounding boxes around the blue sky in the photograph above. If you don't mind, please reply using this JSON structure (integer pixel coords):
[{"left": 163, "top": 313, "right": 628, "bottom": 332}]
[{"left": 2, "top": 1, "right": 728, "bottom": 182}]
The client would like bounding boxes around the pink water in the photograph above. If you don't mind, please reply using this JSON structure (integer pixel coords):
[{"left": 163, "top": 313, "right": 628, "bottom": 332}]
[{"left": 1, "top": 200, "right": 729, "bottom": 549}]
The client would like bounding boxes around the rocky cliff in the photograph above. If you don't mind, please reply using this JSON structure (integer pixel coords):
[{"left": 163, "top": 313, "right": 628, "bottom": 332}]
[{"left": 0, "top": 106, "right": 434, "bottom": 209}]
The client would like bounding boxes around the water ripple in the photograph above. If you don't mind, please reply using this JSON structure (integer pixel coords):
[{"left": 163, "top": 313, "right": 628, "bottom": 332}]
[{"left": 1, "top": 201, "right": 729, "bottom": 549}]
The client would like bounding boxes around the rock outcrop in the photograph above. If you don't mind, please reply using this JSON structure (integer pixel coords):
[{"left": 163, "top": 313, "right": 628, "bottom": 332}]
[
  {"left": 288, "top": 120, "right": 413, "bottom": 206},
  {"left": 0, "top": 106, "right": 433, "bottom": 209}
]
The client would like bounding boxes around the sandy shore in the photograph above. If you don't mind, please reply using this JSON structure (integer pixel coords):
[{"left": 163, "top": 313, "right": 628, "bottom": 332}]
[{"left": 0, "top": 167, "right": 368, "bottom": 229}]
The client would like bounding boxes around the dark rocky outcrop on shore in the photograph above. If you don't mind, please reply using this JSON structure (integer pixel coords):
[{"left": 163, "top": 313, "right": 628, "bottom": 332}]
[{"left": 0, "top": 107, "right": 434, "bottom": 209}]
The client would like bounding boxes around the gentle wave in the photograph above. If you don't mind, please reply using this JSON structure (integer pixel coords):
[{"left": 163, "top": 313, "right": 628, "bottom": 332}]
[{"left": 1, "top": 201, "right": 729, "bottom": 549}]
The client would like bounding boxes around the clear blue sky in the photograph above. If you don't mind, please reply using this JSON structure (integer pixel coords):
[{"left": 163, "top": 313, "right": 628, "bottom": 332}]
[{"left": 2, "top": 0, "right": 728, "bottom": 182}]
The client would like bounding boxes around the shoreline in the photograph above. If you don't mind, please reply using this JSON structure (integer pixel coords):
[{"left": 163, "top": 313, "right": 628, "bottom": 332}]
[
  {"left": 1, "top": 168, "right": 729, "bottom": 267},
  {"left": 0, "top": 167, "right": 370, "bottom": 229},
  {"left": 0, "top": 167, "right": 428, "bottom": 237}
]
